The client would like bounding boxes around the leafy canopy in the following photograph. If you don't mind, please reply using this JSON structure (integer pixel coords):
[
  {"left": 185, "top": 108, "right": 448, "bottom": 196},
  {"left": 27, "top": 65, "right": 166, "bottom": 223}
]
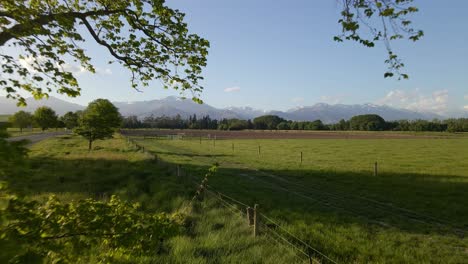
[
  {"left": 0, "top": 185, "right": 182, "bottom": 263},
  {"left": 9, "top": 110, "right": 33, "bottom": 130},
  {"left": 33, "top": 106, "right": 58, "bottom": 130},
  {"left": 74, "top": 99, "right": 122, "bottom": 148},
  {"left": 60, "top": 111, "right": 79, "bottom": 129},
  {"left": 349, "top": 114, "right": 387, "bottom": 131},
  {"left": 336, "top": 0, "right": 423, "bottom": 79},
  {"left": 0, "top": 0, "right": 209, "bottom": 106}
]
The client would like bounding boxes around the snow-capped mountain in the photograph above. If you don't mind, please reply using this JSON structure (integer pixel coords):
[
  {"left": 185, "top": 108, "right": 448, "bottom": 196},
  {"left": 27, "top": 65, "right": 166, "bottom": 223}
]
[{"left": 1, "top": 96, "right": 443, "bottom": 123}]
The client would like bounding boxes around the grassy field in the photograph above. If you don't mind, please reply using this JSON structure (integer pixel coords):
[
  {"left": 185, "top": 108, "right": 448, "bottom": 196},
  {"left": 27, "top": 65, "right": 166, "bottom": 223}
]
[
  {"left": 1, "top": 135, "right": 299, "bottom": 263},
  {"left": 0, "top": 114, "right": 10, "bottom": 122},
  {"left": 5, "top": 127, "right": 67, "bottom": 137},
  {"left": 129, "top": 135, "right": 468, "bottom": 263}
]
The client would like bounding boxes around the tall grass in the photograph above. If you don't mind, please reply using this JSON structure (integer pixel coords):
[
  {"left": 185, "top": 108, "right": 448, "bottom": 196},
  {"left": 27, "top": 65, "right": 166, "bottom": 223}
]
[
  {"left": 131, "top": 136, "right": 468, "bottom": 263},
  {"left": 1, "top": 134, "right": 300, "bottom": 263}
]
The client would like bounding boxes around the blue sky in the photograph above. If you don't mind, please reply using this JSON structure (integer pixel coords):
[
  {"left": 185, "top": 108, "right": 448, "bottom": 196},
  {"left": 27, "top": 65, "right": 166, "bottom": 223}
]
[{"left": 4, "top": 0, "right": 468, "bottom": 116}]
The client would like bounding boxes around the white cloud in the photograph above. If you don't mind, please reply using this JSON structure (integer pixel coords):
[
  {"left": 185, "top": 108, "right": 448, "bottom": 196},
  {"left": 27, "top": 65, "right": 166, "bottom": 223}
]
[
  {"left": 464, "top": 105, "right": 468, "bottom": 110},
  {"left": 19, "top": 56, "right": 44, "bottom": 73},
  {"left": 291, "top": 97, "right": 304, "bottom": 103},
  {"left": 376, "top": 89, "right": 449, "bottom": 114},
  {"left": 61, "top": 63, "right": 88, "bottom": 75},
  {"left": 464, "top": 94, "right": 468, "bottom": 100},
  {"left": 320, "top": 94, "right": 345, "bottom": 104},
  {"left": 19, "top": 56, "right": 111, "bottom": 75},
  {"left": 101, "top": 68, "right": 112, "bottom": 75},
  {"left": 224, "top": 86, "right": 241, "bottom": 93}
]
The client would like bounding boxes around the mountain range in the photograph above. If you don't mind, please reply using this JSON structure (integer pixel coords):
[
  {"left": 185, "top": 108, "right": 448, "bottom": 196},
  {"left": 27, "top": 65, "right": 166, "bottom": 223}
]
[{"left": 0, "top": 96, "right": 442, "bottom": 123}]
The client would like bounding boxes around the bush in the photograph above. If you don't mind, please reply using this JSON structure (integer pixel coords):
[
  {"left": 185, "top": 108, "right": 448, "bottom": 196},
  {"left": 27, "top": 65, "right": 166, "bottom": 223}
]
[{"left": 0, "top": 186, "right": 183, "bottom": 263}]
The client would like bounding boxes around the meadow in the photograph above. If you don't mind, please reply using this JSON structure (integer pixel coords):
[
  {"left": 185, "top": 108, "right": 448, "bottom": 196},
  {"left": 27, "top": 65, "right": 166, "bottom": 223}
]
[
  {"left": 128, "top": 134, "right": 468, "bottom": 263},
  {"left": 1, "top": 135, "right": 299, "bottom": 263},
  {"left": 2, "top": 132, "right": 468, "bottom": 263},
  {"left": 0, "top": 115, "right": 10, "bottom": 122}
]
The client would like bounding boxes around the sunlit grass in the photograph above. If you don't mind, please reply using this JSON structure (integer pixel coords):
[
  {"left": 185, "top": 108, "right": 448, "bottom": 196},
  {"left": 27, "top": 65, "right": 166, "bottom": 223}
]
[
  {"left": 2, "top": 134, "right": 299, "bottom": 263},
  {"left": 131, "top": 136, "right": 468, "bottom": 263}
]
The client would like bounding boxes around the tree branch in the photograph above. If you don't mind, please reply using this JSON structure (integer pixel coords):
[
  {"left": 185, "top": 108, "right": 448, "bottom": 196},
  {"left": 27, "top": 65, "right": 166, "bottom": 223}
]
[
  {"left": 80, "top": 17, "right": 137, "bottom": 66},
  {"left": 0, "top": 9, "right": 126, "bottom": 46}
]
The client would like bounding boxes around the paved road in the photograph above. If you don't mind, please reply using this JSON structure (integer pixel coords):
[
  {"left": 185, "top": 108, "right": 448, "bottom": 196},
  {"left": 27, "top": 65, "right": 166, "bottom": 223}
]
[{"left": 7, "top": 131, "right": 71, "bottom": 145}]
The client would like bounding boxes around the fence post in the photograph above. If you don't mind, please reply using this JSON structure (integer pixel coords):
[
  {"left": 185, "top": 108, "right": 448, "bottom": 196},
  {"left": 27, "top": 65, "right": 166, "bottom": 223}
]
[
  {"left": 253, "top": 204, "right": 259, "bottom": 237},
  {"left": 308, "top": 247, "right": 313, "bottom": 264},
  {"left": 177, "top": 165, "right": 181, "bottom": 177},
  {"left": 247, "top": 207, "right": 254, "bottom": 226},
  {"left": 300, "top": 151, "right": 303, "bottom": 165},
  {"left": 198, "top": 186, "right": 205, "bottom": 201},
  {"left": 374, "top": 162, "right": 378, "bottom": 176},
  {"left": 258, "top": 146, "right": 261, "bottom": 156}
]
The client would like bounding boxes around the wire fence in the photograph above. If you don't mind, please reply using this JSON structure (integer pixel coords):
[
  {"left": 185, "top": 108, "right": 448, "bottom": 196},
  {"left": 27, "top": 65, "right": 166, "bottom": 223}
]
[
  {"left": 123, "top": 135, "right": 340, "bottom": 263},
  {"left": 122, "top": 135, "right": 468, "bottom": 263}
]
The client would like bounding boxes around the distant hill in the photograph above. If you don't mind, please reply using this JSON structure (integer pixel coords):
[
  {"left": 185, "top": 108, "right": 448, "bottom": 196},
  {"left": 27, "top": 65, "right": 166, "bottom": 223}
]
[
  {"left": 113, "top": 96, "right": 242, "bottom": 120},
  {"left": 0, "top": 96, "right": 442, "bottom": 123},
  {"left": 0, "top": 96, "right": 84, "bottom": 115},
  {"left": 281, "top": 103, "right": 441, "bottom": 124}
]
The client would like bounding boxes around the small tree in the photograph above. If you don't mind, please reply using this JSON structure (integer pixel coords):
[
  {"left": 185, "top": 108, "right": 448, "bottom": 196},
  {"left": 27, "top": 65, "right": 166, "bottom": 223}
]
[
  {"left": 75, "top": 99, "right": 122, "bottom": 151},
  {"left": 33, "top": 107, "right": 58, "bottom": 131},
  {"left": 9, "top": 111, "right": 33, "bottom": 133},
  {"left": 60, "top": 111, "right": 79, "bottom": 129}
]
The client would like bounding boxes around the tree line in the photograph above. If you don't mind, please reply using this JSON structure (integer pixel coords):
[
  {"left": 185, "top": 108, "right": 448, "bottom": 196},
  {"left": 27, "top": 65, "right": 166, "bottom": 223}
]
[
  {"left": 120, "top": 114, "right": 468, "bottom": 132},
  {"left": 6, "top": 99, "right": 122, "bottom": 150},
  {"left": 7, "top": 109, "right": 467, "bottom": 134}
]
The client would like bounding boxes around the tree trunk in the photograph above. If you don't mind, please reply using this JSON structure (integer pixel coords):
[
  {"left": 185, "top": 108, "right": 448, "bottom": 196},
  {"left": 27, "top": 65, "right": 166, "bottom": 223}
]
[{"left": 88, "top": 139, "right": 93, "bottom": 151}]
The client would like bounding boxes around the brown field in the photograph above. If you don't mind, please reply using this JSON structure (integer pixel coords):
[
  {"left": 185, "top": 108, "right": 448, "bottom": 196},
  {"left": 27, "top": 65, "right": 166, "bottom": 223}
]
[{"left": 120, "top": 129, "right": 463, "bottom": 139}]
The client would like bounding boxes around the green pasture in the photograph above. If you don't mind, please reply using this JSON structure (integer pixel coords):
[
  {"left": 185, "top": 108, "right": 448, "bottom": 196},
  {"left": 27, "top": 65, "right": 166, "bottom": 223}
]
[
  {"left": 0, "top": 115, "right": 10, "bottom": 122},
  {"left": 1, "top": 135, "right": 299, "bottom": 263},
  {"left": 130, "top": 136, "right": 468, "bottom": 263},
  {"left": 6, "top": 127, "right": 66, "bottom": 137}
]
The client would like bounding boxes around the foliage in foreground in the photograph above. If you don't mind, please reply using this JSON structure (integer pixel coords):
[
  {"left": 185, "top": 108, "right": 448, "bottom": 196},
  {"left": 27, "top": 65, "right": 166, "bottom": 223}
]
[
  {"left": 0, "top": 183, "right": 183, "bottom": 263},
  {"left": 0, "top": 134, "right": 300, "bottom": 263},
  {"left": 1, "top": 0, "right": 209, "bottom": 105}
]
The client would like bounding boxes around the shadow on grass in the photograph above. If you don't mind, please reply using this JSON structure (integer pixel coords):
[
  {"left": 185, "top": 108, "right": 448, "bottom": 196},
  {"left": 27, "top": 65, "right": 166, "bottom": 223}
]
[{"left": 5, "top": 155, "right": 468, "bottom": 263}]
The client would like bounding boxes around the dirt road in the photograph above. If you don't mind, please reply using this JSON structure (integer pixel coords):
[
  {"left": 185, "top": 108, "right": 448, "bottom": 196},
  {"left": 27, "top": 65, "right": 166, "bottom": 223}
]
[{"left": 7, "top": 131, "right": 71, "bottom": 145}]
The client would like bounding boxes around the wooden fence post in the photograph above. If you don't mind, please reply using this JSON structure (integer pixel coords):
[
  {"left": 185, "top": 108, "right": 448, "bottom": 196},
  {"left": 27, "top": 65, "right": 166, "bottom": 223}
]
[
  {"left": 247, "top": 207, "right": 254, "bottom": 226},
  {"left": 177, "top": 165, "right": 181, "bottom": 177},
  {"left": 253, "top": 204, "right": 259, "bottom": 237},
  {"left": 374, "top": 162, "right": 378, "bottom": 176},
  {"left": 198, "top": 186, "right": 205, "bottom": 201},
  {"left": 308, "top": 247, "right": 313, "bottom": 264},
  {"left": 300, "top": 151, "right": 303, "bottom": 165},
  {"left": 258, "top": 146, "right": 261, "bottom": 156}
]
